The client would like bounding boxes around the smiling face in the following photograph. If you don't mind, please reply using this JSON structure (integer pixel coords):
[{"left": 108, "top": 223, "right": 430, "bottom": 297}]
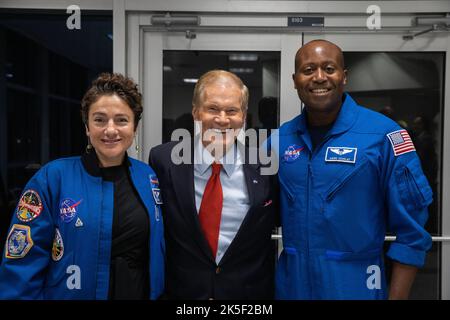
[
  {"left": 86, "top": 94, "right": 135, "bottom": 167},
  {"left": 192, "top": 78, "right": 245, "bottom": 158},
  {"left": 293, "top": 40, "right": 347, "bottom": 122}
]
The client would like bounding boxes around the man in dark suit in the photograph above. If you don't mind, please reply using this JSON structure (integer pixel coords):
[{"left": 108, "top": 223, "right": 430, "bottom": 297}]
[{"left": 149, "top": 70, "right": 277, "bottom": 300}]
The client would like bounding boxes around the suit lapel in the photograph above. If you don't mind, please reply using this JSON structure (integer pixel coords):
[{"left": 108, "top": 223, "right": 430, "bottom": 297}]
[
  {"left": 170, "top": 163, "right": 197, "bottom": 219},
  {"left": 243, "top": 163, "right": 262, "bottom": 208},
  {"left": 219, "top": 162, "right": 265, "bottom": 265},
  {"left": 234, "top": 143, "right": 261, "bottom": 208},
  {"left": 169, "top": 150, "right": 216, "bottom": 262}
]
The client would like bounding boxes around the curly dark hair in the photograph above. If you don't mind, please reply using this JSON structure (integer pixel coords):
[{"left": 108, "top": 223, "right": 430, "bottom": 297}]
[{"left": 81, "top": 73, "right": 143, "bottom": 129}]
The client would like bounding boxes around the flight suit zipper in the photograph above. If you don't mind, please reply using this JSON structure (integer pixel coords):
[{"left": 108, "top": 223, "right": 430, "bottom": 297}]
[
  {"left": 306, "top": 161, "right": 313, "bottom": 297},
  {"left": 306, "top": 135, "right": 331, "bottom": 298}
]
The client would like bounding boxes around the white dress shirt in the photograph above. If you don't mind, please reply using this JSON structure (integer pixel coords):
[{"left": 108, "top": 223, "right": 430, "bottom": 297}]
[{"left": 194, "top": 137, "right": 250, "bottom": 264}]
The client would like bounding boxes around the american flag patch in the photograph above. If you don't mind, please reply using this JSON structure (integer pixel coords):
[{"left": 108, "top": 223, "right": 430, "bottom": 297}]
[{"left": 387, "top": 129, "right": 416, "bottom": 156}]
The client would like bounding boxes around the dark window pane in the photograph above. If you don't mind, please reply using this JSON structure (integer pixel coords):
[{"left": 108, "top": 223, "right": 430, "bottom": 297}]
[
  {"left": 0, "top": 10, "right": 112, "bottom": 261},
  {"left": 5, "top": 28, "right": 39, "bottom": 89},
  {"left": 7, "top": 91, "right": 40, "bottom": 165},
  {"left": 49, "top": 100, "right": 85, "bottom": 159}
]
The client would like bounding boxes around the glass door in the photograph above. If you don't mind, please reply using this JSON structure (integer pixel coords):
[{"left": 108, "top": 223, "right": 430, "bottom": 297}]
[{"left": 137, "top": 29, "right": 301, "bottom": 258}]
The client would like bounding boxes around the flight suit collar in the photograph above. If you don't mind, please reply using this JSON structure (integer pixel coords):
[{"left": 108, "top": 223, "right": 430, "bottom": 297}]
[
  {"left": 81, "top": 149, "right": 131, "bottom": 177},
  {"left": 327, "top": 93, "right": 359, "bottom": 136},
  {"left": 296, "top": 93, "right": 359, "bottom": 134},
  {"left": 295, "top": 93, "right": 359, "bottom": 152}
]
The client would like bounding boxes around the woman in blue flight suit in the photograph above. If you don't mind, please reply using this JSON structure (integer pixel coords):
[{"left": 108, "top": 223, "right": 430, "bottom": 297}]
[{"left": 0, "top": 73, "right": 165, "bottom": 299}]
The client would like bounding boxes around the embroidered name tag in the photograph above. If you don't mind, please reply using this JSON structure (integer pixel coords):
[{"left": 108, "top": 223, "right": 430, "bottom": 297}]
[{"left": 325, "top": 147, "right": 357, "bottom": 163}]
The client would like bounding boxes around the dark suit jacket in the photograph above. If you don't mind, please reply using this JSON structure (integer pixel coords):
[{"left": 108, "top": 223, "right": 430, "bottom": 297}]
[{"left": 149, "top": 140, "right": 278, "bottom": 300}]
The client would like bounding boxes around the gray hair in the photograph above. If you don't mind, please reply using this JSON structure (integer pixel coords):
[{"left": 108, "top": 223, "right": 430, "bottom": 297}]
[{"left": 192, "top": 70, "right": 249, "bottom": 113}]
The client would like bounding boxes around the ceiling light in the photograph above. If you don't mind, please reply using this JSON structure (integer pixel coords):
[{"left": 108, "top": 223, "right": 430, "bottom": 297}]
[
  {"left": 183, "top": 78, "right": 198, "bottom": 83},
  {"left": 229, "top": 54, "right": 258, "bottom": 61},
  {"left": 229, "top": 68, "right": 254, "bottom": 74},
  {"left": 151, "top": 13, "right": 200, "bottom": 27}
]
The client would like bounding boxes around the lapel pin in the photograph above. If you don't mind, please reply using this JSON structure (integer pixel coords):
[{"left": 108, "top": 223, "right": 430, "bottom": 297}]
[
  {"left": 263, "top": 200, "right": 272, "bottom": 207},
  {"left": 253, "top": 179, "right": 258, "bottom": 184}
]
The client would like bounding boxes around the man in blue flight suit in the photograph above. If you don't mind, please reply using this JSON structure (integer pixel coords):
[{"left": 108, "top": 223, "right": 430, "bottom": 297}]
[{"left": 274, "top": 40, "right": 432, "bottom": 299}]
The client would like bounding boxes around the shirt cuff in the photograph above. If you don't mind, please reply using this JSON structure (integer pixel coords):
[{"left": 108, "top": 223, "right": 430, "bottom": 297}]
[{"left": 386, "top": 242, "right": 427, "bottom": 268}]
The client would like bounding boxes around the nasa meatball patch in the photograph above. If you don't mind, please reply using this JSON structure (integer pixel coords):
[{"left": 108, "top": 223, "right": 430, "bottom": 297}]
[
  {"left": 59, "top": 198, "right": 82, "bottom": 223},
  {"left": 283, "top": 144, "right": 305, "bottom": 162}
]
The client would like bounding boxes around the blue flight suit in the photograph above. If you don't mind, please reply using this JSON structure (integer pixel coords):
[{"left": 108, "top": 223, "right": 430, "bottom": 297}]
[
  {"left": 273, "top": 93, "right": 432, "bottom": 299},
  {"left": 0, "top": 154, "right": 165, "bottom": 299}
]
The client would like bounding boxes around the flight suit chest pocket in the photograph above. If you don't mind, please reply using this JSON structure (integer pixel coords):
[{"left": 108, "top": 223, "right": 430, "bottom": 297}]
[
  {"left": 395, "top": 157, "right": 433, "bottom": 212},
  {"left": 321, "top": 158, "right": 373, "bottom": 239},
  {"left": 278, "top": 177, "right": 299, "bottom": 243},
  {"left": 324, "top": 158, "right": 370, "bottom": 202},
  {"left": 279, "top": 177, "right": 295, "bottom": 204}
]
